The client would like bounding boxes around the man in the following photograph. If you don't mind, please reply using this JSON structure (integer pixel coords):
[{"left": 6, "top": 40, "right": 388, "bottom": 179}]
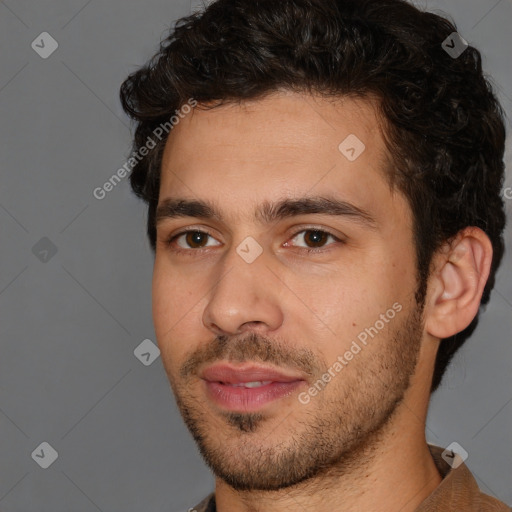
[{"left": 119, "top": 0, "right": 510, "bottom": 510}]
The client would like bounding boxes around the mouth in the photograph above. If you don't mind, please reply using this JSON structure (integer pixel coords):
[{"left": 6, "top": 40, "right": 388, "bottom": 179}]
[{"left": 200, "top": 363, "right": 307, "bottom": 412}]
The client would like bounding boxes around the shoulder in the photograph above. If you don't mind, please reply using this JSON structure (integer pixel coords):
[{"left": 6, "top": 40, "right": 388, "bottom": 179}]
[{"left": 419, "top": 444, "right": 510, "bottom": 511}]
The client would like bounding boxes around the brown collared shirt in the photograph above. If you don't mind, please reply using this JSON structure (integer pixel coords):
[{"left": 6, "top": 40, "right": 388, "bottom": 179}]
[{"left": 190, "top": 444, "right": 510, "bottom": 511}]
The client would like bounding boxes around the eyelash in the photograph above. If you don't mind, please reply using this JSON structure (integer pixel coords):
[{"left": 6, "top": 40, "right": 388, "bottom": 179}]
[{"left": 164, "top": 228, "right": 342, "bottom": 255}]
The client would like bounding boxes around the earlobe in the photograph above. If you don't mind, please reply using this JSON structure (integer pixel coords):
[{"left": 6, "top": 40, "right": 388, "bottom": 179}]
[{"left": 425, "top": 227, "right": 493, "bottom": 339}]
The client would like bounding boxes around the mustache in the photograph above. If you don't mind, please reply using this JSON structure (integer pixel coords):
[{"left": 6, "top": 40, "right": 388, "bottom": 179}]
[{"left": 179, "top": 332, "right": 322, "bottom": 379}]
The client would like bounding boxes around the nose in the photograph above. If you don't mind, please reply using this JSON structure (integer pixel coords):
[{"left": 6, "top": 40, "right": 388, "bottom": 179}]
[{"left": 202, "top": 245, "right": 284, "bottom": 336}]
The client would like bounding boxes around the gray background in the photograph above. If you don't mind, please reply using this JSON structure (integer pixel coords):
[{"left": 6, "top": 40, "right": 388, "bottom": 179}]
[{"left": 0, "top": 0, "right": 510, "bottom": 510}]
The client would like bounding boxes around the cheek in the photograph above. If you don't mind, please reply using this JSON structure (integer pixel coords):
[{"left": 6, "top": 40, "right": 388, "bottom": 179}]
[
  {"left": 286, "top": 256, "right": 409, "bottom": 350},
  {"left": 152, "top": 263, "right": 197, "bottom": 338},
  {"left": 152, "top": 265, "right": 171, "bottom": 329},
  {"left": 152, "top": 273, "right": 191, "bottom": 373},
  {"left": 284, "top": 273, "right": 368, "bottom": 346}
]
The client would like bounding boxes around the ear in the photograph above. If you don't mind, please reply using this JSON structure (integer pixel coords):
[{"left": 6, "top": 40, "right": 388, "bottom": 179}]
[{"left": 424, "top": 227, "right": 493, "bottom": 339}]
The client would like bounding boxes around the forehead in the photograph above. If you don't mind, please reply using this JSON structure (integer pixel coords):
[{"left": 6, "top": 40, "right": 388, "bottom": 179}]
[
  {"left": 158, "top": 91, "right": 397, "bottom": 223},
  {"left": 162, "top": 91, "right": 387, "bottom": 172}
]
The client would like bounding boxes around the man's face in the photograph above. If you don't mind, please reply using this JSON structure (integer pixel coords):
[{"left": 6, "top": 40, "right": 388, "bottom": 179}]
[{"left": 153, "top": 91, "right": 425, "bottom": 490}]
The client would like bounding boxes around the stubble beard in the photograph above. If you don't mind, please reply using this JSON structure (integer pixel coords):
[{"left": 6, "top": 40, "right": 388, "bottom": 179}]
[{"left": 169, "top": 302, "right": 424, "bottom": 491}]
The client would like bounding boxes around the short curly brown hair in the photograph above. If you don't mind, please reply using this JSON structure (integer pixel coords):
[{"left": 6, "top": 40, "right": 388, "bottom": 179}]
[{"left": 119, "top": 0, "right": 507, "bottom": 393}]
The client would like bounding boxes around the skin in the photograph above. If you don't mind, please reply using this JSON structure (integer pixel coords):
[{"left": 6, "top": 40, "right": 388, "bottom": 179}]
[{"left": 152, "top": 90, "right": 493, "bottom": 511}]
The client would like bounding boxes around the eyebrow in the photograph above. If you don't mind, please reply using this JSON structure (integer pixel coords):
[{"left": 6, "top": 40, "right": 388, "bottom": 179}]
[{"left": 155, "top": 195, "right": 377, "bottom": 229}]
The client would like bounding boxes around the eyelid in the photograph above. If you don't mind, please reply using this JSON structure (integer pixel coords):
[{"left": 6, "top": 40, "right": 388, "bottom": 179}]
[
  {"left": 166, "top": 227, "right": 220, "bottom": 249},
  {"left": 164, "top": 225, "right": 343, "bottom": 254},
  {"left": 284, "top": 226, "right": 342, "bottom": 249}
]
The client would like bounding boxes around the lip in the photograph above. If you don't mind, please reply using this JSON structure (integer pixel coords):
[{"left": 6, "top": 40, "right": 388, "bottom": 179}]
[
  {"left": 201, "top": 363, "right": 305, "bottom": 384},
  {"left": 200, "top": 363, "right": 307, "bottom": 412}
]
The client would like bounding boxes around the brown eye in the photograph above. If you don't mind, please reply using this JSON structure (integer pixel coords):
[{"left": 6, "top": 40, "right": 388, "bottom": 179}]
[
  {"left": 303, "top": 230, "right": 330, "bottom": 248},
  {"left": 168, "top": 230, "right": 221, "bottom": 251},
  {"left": 183, "top": 231, "right": 209, "bottom": 248},
  {"left": 288, "top": 229, "right": 337, "bottom": 250}
]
